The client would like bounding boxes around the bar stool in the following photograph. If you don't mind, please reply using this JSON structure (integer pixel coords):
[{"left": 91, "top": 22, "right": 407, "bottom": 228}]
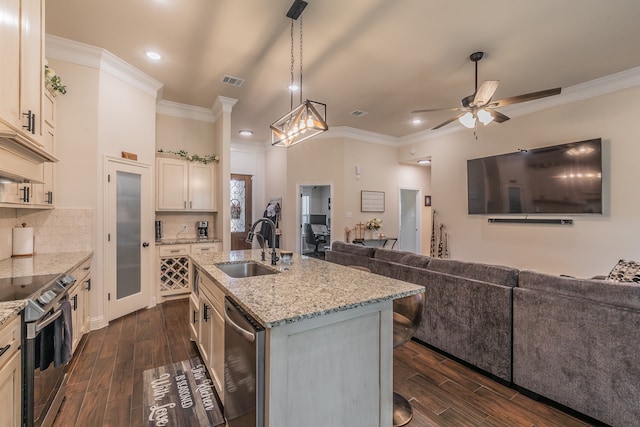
[{"left": 393, "top": 292, "right": 424, "bottom": 426}]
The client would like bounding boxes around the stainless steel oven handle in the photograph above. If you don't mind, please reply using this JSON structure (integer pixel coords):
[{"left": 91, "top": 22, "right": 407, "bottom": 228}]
[
  {"left": 224, "top": 309, "right": 256, "bottom": 343},
  {"left": 35, "top": 309, "right": 62, "bottom": 333}
]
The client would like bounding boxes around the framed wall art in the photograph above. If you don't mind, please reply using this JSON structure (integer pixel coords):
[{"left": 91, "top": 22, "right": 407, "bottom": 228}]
[{"left": 361, "top": 191, "right": 385, "bottom": 212}]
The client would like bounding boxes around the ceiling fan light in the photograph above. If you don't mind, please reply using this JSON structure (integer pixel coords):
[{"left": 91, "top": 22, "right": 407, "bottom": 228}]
[
  {"left": 459, "top": 112, "right": 476, "bottom": 128},
  {"left": 477, "top": 109, "right": 494, "bottom": 125}
]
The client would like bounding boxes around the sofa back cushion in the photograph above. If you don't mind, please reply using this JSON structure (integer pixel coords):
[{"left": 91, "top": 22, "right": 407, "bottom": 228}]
[
  {"left": 331, "top": 241, "right": 376, "bottom": 258},
  {"left": 519, "top": 270, "right": 640, "bottom": 310},
  {"left": 426, "top": 258, "right": 519, "bottom": 288},
  {"left": 373, "top": 248, "right": 431, "bottom": 269}
]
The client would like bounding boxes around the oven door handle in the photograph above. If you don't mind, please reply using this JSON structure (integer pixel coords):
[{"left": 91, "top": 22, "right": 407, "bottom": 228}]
[{"left": 35, "top": 309, "right": 62, "bottom": 333}]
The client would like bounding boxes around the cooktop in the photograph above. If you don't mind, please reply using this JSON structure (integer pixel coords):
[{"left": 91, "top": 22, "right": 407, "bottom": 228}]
[{"left": 0, "top": 273, "right": 65, "bottom": 303}]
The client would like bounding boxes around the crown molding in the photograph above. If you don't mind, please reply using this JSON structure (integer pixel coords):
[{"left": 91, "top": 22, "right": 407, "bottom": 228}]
[
  {"left": 212, "top": 96, "right": 238, "bottom": 120},
  {"left": 157, "top": 100, "right": 215, "bottom": 122},
  {"left": 317, "top": 126, "right": 399, "bottom": 146},
  {"left": 45, "top": 34, "right": 163, "bottom": 99}
]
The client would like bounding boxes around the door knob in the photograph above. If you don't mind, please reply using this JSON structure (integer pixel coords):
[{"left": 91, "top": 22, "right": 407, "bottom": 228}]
[{"left": 142, "top": 242, "right": 150, "bottom": 247}]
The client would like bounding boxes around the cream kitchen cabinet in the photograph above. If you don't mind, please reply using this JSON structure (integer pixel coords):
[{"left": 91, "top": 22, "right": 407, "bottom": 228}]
[
  {"left": 156, "top": 157, "right": 216, "bottom": 211},
  {"left": 196, "top": 270, "right": 225, "bottom": 399},
  {"left": 68, "top": 257, "right": 92, "bottom": 353},
  {"left": 158, "top": 243, "right": 221, "bottom": 300},
  {"left": 0, "top": 0, "right": 47, "bottom": 147},
  {"left": 0, "top": 315, "right": 21, "bottom": 427},
  {"left": 158, "top": 245, "right": 191, "bottom": 298}
]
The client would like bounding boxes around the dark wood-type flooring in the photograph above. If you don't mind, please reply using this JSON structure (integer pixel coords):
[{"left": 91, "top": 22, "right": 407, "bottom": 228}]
[{"left": 52, "top": 299, "right": 596, "bottom": 427}]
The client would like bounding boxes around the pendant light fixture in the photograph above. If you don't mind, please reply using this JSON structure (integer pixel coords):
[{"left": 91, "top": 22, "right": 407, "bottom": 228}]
[{"left": 271, "top": 0, "right": 328, "bottom": 147}]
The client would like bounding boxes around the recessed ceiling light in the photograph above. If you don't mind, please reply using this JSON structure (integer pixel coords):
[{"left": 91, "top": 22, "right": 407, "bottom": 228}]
[
  {"left": 239, "top": 130, "right": 253, "bottom": 137},
  {"left": 289, "top": 84, "right": 299, "bottom": 91},
  {"left": 412, "top": 118, "right": 423, "bottom": 125},
  {"left": 417, "top": 159, "right": 431, "bottom": 165},
  {"left": 145, "top": 51, "right": 162, "bottom": 60}
]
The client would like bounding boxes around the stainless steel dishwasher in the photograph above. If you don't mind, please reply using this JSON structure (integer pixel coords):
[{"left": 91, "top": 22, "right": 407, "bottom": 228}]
[{"left": 224, "top": 297, "right": 265, "bottom": 427}]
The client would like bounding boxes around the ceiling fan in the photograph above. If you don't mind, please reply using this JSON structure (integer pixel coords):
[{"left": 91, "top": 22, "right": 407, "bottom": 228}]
[{"left": 412, "top": 52, "right": 561, "bottom": 131}]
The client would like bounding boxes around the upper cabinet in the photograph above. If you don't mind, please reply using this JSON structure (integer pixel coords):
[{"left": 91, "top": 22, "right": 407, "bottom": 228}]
[
  {"left": 156, "top": 156, "right": 217, "bottom": 212},
  {"left": 0, "top": 0, "right": 56, "bottom": 162}
]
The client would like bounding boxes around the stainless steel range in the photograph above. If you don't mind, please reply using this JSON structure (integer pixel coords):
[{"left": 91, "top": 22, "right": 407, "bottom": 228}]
[{"left": 0, "top": 272, "right": 76, "bottom": 427}]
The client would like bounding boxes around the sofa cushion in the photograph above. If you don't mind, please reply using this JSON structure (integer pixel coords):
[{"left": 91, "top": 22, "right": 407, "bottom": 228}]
[
  {"left": 426, "top": 258, "right": 519, "bottom": 288},
  {"left": 519, "top": 270, "right": 640, "bottom": 311},
  {"left": 331, "top": 241, "right": 376, "bottom": 258},
  {"left": 373, "top": 248, "right": 412, "bottom": 263},
  {"left": 373, "top": 248, "right": 431, "bottom": 269},
  {"left": 607, "top": 259, "right": 640, "bottom": 283}
]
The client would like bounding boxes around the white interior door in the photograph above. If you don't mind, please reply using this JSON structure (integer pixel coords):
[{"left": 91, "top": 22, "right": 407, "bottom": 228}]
[
  {"left": 105, "top": 158, "right": 152, "bottom": 321},
  {"left": 399, "top": 188, "right": 420, "bottom": 253}
]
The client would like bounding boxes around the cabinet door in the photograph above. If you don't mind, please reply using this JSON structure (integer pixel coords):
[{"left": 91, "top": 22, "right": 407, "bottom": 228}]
[
  {"left": 0, "top": 351, "right": 21, "bottom": 427},
  {"left": 189, "top": 294, "right": 199, "bottom": 342},
  {"left": 69, "top": 287, "right": 81, "bottom": 352},
  {"left": 0, "top": 183, "right": 33, "bottom": 205},
  {"left": 32, "top": 161, "right": 54, "bottom": 206},
  {"left": 156, "top": 158, "right": 188, "bottom": 210},
  {"left": 210, "top": 303, "right": 225, "bottom": 396},
  {"left": 19, "top": 0, "right": 44, "bottom": 144},
  {"left": 0, "top": 0, "right": 21, "bottom": 129},
  {"left": 188, "top": 163, "right": 216, "bottom": 211},
  {"left": 198, "top": 291, "right": 213, "bottom": 366}
]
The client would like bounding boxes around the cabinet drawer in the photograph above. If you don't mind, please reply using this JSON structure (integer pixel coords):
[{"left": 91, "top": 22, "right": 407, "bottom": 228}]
[
  {"left": 199, "top": 274, "right": 225, "bottom": 313},
  {"left": 191, "top": 243, "right": 221, "bottom": 254},
  {"left": 159, "top": 245, "right": 190, "bottom": 256},
  {"left": 69, "top": 257, "right": 92, "bottom": 283},
  {"left": 0, "top": 316, "right": 20, "bottom": 368}
]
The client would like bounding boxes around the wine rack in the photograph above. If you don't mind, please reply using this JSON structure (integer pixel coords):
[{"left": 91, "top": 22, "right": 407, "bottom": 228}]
[{"left": 159, "top": 256, "right": 190, "bottom": 295}]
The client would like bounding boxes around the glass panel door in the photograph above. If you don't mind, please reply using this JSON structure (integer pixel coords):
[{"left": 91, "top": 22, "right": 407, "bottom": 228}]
[{"left": 116, "top": 171, "right": 141, "bottom": 299}]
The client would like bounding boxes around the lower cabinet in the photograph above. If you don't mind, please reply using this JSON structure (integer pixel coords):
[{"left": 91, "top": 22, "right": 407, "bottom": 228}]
[
  {"left": 194, "top": 269, "right": 225, "bottom": 400},
  {"left": 68, "top": 257, "right": 92, "bottom": 353},
  {"left": 0, "top": 315, "right": 21, "bottom": 427}
]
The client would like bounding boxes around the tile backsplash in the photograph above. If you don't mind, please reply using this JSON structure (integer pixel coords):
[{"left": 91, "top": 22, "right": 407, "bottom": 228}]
[{"left": 0, "top": 208, "right": 94, "bottom": 260}]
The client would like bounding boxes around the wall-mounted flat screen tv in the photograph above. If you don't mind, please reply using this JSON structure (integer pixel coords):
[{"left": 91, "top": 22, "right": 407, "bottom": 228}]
[{"left": 467, "top": 138, "right": 602, "bottom": 215}]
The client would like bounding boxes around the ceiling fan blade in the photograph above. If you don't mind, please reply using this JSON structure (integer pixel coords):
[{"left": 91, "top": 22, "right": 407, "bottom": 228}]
[
  {"left": 473, "top": 80, "right": 499, "bottom": 106},
  {"left": 489, "top": 109, "right": 510, "bottom": 123},
  {"left": 431, "top": 113, "right": 466, "bottom": 130},
  {"left": 411, "top": 106, "right": 466, "bottom": 114},
  {"left": 490, "top": 87, "right": 561, "bottom": 108}
]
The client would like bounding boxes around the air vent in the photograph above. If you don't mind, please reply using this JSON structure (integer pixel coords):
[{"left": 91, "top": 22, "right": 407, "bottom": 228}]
[
  {"left": 350, "top": 110, "right": 368, "bottom": 117},
  {"left": 221, "top": 75, "right": 245, "bottom": 87}
]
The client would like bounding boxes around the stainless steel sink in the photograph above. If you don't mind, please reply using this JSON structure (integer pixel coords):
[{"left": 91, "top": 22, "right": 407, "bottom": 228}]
[{"left": 215, "top": 261, "right": 278, "bottom": 278}]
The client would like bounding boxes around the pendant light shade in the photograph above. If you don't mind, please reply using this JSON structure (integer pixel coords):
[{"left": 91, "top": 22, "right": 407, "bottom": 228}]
[{"left": 271, "top": 99, "right": 327, "bottom": 147}]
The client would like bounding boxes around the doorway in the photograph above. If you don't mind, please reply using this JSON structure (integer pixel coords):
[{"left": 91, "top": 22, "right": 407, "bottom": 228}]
[
  {"left": 398, "top": 188, "right": 421, "bottom": 253},
  {"left": 230, "top": 174, "right": 253, "bottom": 250},
  {"left": 299, "top": 184, "right": 332, "bottom": 258},
  {"left": 105, "top": 158, "right": 153, "bottom": 321}
]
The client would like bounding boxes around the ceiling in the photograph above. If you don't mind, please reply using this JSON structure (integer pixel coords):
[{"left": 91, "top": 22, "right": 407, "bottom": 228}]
[{"left": 46, "top": 0, "right": 640, "bottom": 143}]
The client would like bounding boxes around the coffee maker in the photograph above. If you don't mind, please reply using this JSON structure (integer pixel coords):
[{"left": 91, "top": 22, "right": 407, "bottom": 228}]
[{"left": 197, "top": 221, "right": 208, "bottom": 239}]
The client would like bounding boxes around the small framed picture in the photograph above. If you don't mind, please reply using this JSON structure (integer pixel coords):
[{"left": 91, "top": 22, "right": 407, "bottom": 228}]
[{"left": 424, "top": 195, "right": 432, "bottom": 207}]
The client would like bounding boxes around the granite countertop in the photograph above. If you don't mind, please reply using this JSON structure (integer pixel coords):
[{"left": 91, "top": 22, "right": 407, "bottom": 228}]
[
  {"left": 191, "top": 249, "right": 424, "bottom": 328},
  {"left": 156, "top": 238, "right": 221, "bottom": 245},
  {"left": 0, "top": 251, "right": 93, "bottom": 327}
]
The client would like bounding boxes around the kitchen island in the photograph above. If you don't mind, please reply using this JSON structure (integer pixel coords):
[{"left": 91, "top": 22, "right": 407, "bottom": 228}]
[{"left": 191, "top": 249, "right": 424, "bottom": 427}]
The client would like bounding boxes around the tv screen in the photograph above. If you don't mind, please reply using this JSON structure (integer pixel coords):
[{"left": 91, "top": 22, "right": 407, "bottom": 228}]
[{"left": 467, "top": 138, "right": 602, "bottom": 215}]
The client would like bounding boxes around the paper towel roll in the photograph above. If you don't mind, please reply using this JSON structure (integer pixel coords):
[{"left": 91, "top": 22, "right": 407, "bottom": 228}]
[{"left": 13, "top": 226, "right": 34, "bottom": 257}]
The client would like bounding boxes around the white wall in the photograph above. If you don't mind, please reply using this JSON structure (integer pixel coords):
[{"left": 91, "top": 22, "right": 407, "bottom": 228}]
[
  {"left": 400, "top": 86, "right": 640, "bottom": 277},
  {"left": 278, "top": 136, "right": 431, "bottom": 251}
]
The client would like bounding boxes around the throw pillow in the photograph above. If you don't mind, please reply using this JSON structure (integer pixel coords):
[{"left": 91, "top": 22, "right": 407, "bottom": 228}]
[{"left": 606, "top": 259, "right": 640, "bottom": 283}]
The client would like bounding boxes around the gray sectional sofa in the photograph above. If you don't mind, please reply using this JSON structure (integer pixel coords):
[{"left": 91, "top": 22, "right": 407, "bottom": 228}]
[{"left": 325, "top": 241, "right": 640, "bottom": 427}]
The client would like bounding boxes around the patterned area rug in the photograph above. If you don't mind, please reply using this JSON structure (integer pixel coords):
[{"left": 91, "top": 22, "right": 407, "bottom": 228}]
[{"left": 143, "top": 357, "right": 225, "bottom": 427}]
